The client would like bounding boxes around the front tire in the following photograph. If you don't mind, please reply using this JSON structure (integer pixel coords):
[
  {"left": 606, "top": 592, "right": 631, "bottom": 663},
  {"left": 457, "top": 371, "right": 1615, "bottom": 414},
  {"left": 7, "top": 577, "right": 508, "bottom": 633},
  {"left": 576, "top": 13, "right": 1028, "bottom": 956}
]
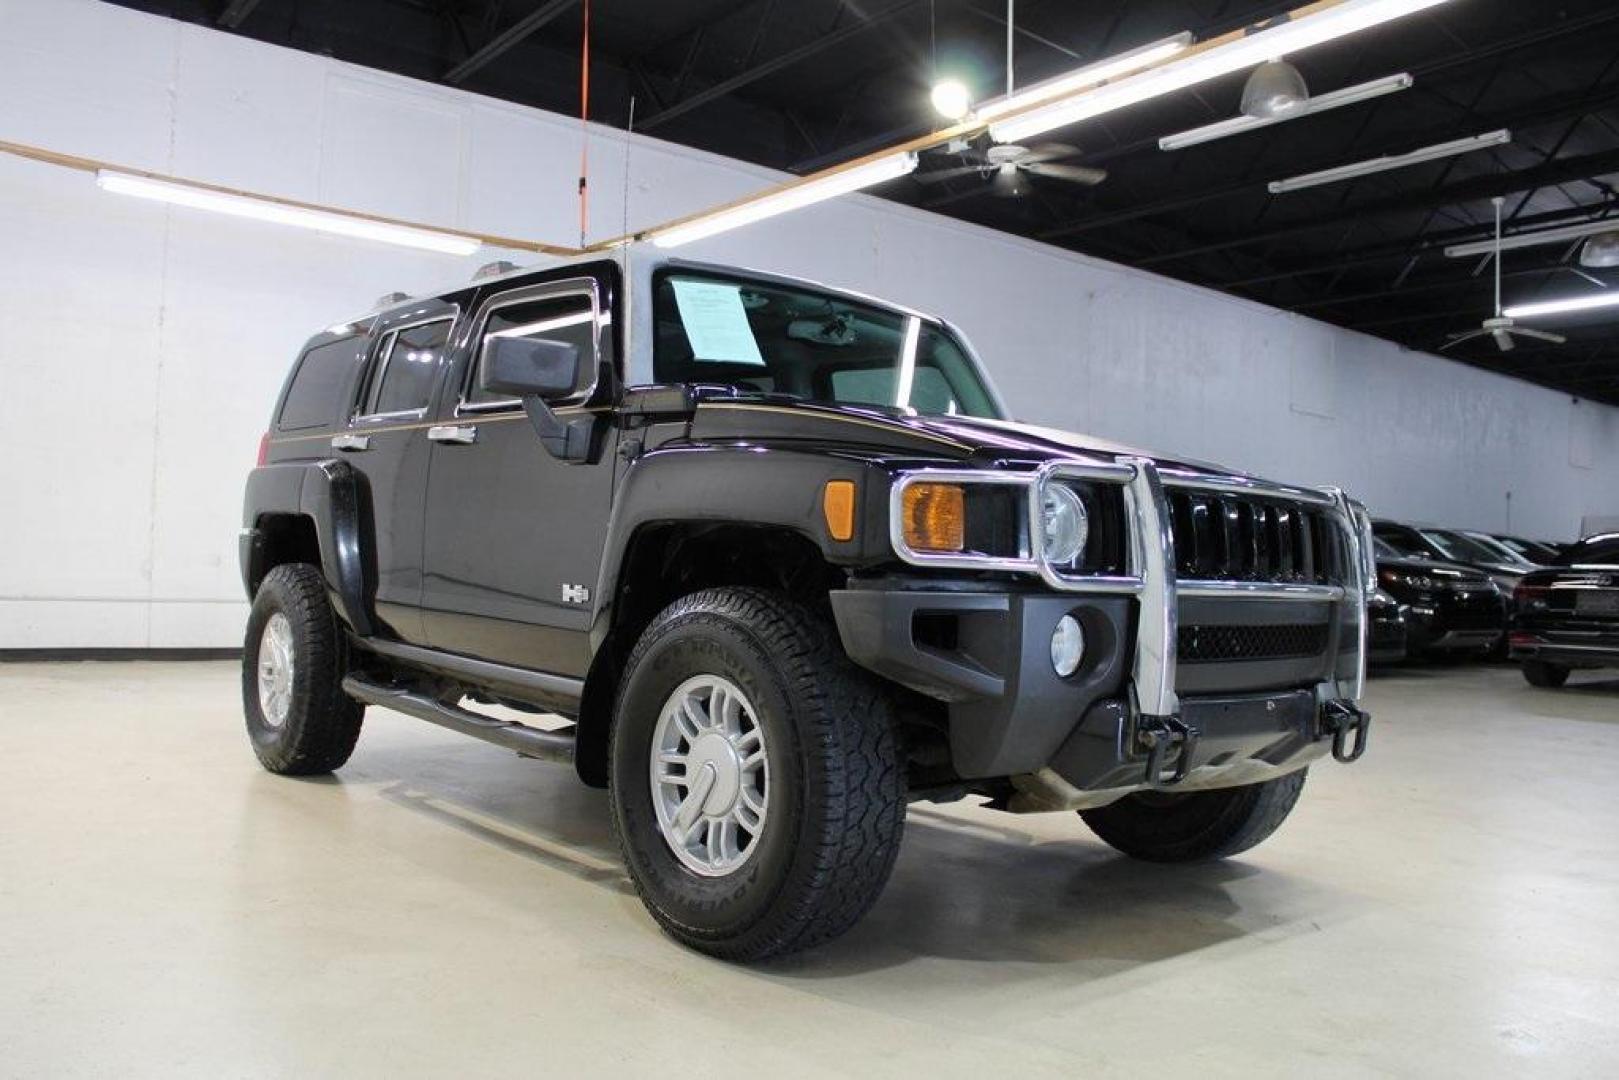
[
  {"left": 1080, "top": 770, "right": 1307, "bottom": 864},
  {"left": 242, "top": 563, "right": 364, "bottom": 775},
  {"left": 1522, "top": 660, "right": 1570, "bottom": 688},
  {"left": 608, "top": 587, "right": 905, "bottom": 961}
]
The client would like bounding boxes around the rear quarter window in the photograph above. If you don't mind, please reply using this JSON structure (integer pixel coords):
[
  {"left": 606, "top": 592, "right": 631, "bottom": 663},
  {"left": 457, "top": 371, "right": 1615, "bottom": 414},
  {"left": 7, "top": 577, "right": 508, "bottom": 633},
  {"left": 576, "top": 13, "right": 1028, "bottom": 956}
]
[{"left": 279, "top": 336, "right": 363, "bottom": 430}]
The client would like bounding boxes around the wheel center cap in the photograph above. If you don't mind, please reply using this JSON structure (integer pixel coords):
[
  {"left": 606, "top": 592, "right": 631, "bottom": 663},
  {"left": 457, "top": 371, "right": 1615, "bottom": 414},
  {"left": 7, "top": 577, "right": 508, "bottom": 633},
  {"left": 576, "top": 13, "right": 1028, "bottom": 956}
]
[{"left": 686, "top": 731, "right": 742, "bottom": 816}]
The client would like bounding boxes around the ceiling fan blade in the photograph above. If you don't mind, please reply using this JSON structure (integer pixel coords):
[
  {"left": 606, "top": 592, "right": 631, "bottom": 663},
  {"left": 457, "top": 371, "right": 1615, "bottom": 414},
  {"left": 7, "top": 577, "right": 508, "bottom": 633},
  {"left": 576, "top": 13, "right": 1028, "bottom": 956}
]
[
  {"left": 1492, "top": 328, "right": 1516, "bottom": 352},
  {"left": 1441, "top": 329, "right": 1489, "bottom": 350},
  {"left": 1016, "top": 142, "right": 1082, "bottom": 165},
  {"left": 1021, "top": 162, "right": 1108, "bottom": 185},
  {"left": 912, "top": 164, "right": 992, "bottom": 184},
  {"left": 1512, "top": 328, "right": 1567, "bottom": 344}
]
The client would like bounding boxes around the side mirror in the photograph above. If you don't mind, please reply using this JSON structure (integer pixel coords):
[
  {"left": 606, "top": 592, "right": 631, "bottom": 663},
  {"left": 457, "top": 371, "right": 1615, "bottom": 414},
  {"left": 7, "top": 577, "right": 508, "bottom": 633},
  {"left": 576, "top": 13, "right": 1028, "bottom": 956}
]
[{"left": 479, "top": 336, "right": 582, "bottom": 401}]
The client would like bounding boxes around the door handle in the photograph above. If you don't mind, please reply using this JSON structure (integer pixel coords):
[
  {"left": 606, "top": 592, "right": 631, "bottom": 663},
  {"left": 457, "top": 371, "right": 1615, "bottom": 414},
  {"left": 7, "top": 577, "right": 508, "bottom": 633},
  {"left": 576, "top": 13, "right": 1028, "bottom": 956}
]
[
  {"left": 330, "top": 433, "right": 370, "bottom": 452},
  {"left": 428, "top": 424, "right": 478, "bottom": 445}
]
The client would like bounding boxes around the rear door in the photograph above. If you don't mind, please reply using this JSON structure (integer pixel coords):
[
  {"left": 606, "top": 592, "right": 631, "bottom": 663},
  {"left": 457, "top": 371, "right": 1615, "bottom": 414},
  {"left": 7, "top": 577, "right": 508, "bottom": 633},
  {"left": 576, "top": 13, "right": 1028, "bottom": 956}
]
[
  {"left": 333, "top": 299, "right": 458, "bottom": 644},
  {"left": 418, "top": 273, "right": 618, "bottom": 674}
]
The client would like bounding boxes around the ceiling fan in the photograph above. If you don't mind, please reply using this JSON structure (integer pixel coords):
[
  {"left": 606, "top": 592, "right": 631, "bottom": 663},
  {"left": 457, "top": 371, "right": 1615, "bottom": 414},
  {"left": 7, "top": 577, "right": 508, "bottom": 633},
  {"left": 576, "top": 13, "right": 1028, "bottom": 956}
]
[
  {"left": 913, "top": 143, "right": 1106, "bottom": 198},
  {"left": 1442, "top": 196, "right": 1567, "bottom": 353}
]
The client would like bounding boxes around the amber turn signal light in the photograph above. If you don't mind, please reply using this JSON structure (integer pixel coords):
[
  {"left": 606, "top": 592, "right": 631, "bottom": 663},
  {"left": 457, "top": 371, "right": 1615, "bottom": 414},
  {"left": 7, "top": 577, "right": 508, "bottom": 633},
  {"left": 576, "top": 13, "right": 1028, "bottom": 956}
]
[
  {"left": 901, "top": 482, "right": 965, "bottom": 552},
  {"left": 823, "top": 480, "right": 857, "bottom": 542}
]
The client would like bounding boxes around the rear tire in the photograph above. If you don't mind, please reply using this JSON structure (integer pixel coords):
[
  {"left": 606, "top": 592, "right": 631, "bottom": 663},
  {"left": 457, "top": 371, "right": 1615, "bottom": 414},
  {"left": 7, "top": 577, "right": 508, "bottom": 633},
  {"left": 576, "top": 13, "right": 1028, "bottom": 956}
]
[
  {"left": 1521, "top": 660, "right": 1570, "bottom": 688},
  {"left": 242, "top": 563, "right": 363, "bottom": 775},
  {"left": 1080, "top": 770, "right": 1307, "bottom": 864},
  {"left": 608, "top": 587, "right": 905, "bottom": 961}
]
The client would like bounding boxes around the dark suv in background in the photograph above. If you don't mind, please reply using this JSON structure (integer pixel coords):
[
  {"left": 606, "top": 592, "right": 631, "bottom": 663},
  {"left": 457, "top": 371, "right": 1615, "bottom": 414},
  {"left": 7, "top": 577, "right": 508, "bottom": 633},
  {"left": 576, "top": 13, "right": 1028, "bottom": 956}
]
[
  {"left": 1511, "top": 533, "right": 1619, "bottom": 687},
  {"left": 1373, "top": 520, "right": 1534, "bottom": 597},
  {"left": 1373, "top": 538, "right": 1504, "bottom": 657}
]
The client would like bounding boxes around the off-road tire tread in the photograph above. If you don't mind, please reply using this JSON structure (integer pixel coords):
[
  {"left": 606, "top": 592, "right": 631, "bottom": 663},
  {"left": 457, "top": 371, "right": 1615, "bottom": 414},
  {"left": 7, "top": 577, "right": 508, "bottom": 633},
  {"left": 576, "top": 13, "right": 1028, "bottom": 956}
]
[
  {"left": 610, "top": 586, "right": 905, "bottom": 961},
  {"left": 243, "top": 563, "right": 363, "bottom": 775},
  {"left": 1080, "top": 769, "right": 1307, "bottom": 864}
]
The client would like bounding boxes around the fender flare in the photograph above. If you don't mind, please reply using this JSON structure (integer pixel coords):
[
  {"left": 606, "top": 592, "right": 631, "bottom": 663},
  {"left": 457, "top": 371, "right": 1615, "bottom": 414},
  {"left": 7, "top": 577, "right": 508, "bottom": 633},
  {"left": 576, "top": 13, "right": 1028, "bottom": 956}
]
[{"left": 296, "top": 459, "right": 375, "bottom": 637}]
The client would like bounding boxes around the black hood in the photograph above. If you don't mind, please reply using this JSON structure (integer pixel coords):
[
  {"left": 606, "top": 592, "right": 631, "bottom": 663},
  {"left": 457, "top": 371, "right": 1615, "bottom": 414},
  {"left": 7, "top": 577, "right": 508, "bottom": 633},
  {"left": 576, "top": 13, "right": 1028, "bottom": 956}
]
[{"left": 690, "top": 397, "right": 1254, "bottom": 478}]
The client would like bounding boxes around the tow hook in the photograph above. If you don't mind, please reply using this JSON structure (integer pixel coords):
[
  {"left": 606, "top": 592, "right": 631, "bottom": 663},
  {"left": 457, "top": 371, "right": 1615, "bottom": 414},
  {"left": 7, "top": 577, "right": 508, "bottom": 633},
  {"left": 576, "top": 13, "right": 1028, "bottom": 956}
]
[
  {"left": 1135, "top": 715, "right": 1201, "bottom": 787},
  {"left": 1320, "top": 700, "right": 1371, "bottom": 763}
]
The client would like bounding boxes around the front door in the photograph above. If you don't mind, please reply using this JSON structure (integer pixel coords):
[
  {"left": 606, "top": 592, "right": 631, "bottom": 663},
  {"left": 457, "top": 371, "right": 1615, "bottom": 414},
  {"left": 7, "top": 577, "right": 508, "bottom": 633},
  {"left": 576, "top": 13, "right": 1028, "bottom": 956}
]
[
  {"left": 333, "top": 299, "right": 458, "bottom": 644},
  {"left": 419, "top": 274, "right": 618, "bottom": 675}
]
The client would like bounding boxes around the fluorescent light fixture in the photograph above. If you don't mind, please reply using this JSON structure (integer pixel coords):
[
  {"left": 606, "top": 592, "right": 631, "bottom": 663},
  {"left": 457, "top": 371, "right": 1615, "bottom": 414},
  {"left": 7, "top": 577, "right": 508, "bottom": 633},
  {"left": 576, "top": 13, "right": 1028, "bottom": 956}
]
[
  {"left": 1160, "top": 72, "right": 1413, "bottom": 150},
  {"left": 1267, "top": 129, "right": 1509, "bottom": 194},
  {"left": 96, "top": 170, "right": 483, "bottom": 256},
  {"left": 989, "top": 0, "right": 1454, "bottom": 145},
  {"left": 975, "top": 33, "right": 1193, "bottom": 121},
  {"left": 1445, "top": 216, "right": 1619, "bottom": 258},
  {"left": 649, "top": 152, "right": 918, "bottom": 248},
  {"left": 1503, "top": 292, "right": 1619, "bottom": 320}
]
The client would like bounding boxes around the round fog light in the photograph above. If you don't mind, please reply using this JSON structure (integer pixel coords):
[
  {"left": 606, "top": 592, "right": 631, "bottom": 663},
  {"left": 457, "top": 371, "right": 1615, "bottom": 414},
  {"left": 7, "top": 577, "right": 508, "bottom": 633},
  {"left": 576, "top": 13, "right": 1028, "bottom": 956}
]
[{"left": 1051, "top": 614, "right": 1085, "bottom": 678}]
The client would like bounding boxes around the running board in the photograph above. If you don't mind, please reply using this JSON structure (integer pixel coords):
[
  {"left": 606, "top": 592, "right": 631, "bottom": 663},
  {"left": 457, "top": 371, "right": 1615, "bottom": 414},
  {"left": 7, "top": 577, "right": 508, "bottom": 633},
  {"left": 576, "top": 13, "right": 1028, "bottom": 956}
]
[{"left": 341, "top": 675, "right": 576, "bottom": 764}]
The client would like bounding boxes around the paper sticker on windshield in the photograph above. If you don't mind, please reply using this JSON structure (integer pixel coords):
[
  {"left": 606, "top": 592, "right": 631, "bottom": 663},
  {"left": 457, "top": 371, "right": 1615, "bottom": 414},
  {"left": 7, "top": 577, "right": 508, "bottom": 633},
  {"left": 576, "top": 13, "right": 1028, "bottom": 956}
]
[{"left": 672, "top": 280, "right": 765, "bottom": 366}]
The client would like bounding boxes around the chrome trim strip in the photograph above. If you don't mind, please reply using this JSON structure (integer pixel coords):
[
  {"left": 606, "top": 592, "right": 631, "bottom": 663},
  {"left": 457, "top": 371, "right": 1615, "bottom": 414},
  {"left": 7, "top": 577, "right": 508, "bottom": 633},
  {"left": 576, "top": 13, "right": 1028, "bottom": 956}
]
[
  {"left": 1120, "top": 457, "right": 1178, "bottom": 719},
  {"left": 1159, "top": 468, "right": 1339, "bottom": 507},
  {"left": 1178, "top": 581, "right": 1345, "bottom": 600}
]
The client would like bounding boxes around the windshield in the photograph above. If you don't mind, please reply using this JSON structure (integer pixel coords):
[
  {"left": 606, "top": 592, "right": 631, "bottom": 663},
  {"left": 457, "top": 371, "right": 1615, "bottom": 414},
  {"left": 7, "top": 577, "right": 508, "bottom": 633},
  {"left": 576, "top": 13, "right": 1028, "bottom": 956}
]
[
  {"left": 652, "top": 270, "right": 1001, "bottom": 418},
  {"left": 1420, "top": 529, "right": 1501, "bottom": 564},
  {"left": 1463, "top": 532, "right": 1533, "bottom": 566}
]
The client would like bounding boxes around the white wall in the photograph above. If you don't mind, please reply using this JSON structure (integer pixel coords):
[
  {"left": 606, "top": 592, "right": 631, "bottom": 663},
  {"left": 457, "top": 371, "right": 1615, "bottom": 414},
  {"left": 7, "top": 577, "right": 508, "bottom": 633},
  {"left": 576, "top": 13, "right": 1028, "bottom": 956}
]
[{"left": 2, "top": 0, "right": 1615, "bottom": 648}]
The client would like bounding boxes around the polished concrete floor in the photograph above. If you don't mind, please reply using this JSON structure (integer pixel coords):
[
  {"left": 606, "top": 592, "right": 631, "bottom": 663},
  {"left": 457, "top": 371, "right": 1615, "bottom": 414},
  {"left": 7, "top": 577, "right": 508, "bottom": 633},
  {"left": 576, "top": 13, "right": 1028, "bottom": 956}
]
[{"left": 1, "top": 660, "right": 1616, "bottom": 1078}]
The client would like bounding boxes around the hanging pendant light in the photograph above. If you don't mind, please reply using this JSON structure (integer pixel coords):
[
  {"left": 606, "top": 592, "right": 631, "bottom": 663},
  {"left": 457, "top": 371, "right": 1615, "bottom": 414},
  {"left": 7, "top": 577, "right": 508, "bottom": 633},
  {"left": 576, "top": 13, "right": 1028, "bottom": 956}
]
[
  {"left": 1241, "top": 59, "right": 1309, "bottom": 119},
  {"left": 1578, "top": 230, "right": 1619, "bottom": 268}
]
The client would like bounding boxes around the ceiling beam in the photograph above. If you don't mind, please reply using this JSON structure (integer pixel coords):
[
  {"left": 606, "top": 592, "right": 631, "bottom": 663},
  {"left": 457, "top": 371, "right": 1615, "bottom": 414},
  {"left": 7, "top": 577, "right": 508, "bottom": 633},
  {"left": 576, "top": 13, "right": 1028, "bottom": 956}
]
[
  {"left": 217, "top": 0, "right": 262, "bottom": 28},
  {"left": 444, "top": 0, "right": 579, "bottom": 86},
  {"left": 638, "top": 0, "right": 925, "bottom": 132},
  {"left": 1139, "top": 146, "right": 1619, "bottom": 268}
]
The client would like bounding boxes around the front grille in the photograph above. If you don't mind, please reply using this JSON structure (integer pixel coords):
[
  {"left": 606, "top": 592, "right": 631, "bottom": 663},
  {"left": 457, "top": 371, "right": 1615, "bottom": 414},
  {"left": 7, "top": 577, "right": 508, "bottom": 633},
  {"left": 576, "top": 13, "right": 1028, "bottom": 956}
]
[
  {"left": 1177, "top": 623, "right": 1330, "bottom": 664},
  {"left": 1167, "top": 491, "right": 1341, "bottom": 584}
]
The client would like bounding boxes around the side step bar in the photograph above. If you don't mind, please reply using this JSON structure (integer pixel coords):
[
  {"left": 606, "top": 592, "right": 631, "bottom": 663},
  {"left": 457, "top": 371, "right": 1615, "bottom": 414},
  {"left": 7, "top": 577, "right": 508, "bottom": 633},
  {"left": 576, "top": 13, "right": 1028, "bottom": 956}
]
[{"left": 341, "top": 674, "right": 576, "bottom": 764}]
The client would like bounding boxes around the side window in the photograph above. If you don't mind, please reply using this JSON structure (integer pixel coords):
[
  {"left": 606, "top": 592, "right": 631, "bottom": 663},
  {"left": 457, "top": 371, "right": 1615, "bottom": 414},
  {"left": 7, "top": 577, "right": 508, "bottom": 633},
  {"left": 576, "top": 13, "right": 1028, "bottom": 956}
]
[
  {"left": 467, "top": 291, "right": 599, "bottom": 408},
  {"left": 279, "top": 336, "right": 362, "bottom": 431},
  {"left": 360, "top": 319, "right": 451, "bottom": 418}
]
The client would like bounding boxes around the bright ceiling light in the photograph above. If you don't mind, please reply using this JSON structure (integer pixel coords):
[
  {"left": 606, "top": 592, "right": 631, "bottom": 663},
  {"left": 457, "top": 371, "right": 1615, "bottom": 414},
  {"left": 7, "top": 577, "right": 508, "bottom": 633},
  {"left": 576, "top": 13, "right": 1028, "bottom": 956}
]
[
  {"left": 95, "top": 170, "right": 483, "bottom": 256},
  {"left": 1241, "top": 60, "right": 1309, "bottom": 119},
  {"left": 1445, "top": 217, "right": 1619, "bottom": 258},
  {"left": 989, "top": 0, "right": 1454, "bottom": 145},
  {"left": 1503, "top": 292, "right": 1619, "bottom": 320},
  {"left": 649, "top": 152, "right": 919, "bottom": 248},
  {"left": 1267, "top": 129, "right": 1509, "bottom": 194},
  {"left": 1160, "top": 72, "right": 1413, "bottom": 150},
  {"left": 975, "top": 33, "right": 1193, "bottom": 121},
  {"left": 930, "top": 79, "right": 972, "bottom": 121}
]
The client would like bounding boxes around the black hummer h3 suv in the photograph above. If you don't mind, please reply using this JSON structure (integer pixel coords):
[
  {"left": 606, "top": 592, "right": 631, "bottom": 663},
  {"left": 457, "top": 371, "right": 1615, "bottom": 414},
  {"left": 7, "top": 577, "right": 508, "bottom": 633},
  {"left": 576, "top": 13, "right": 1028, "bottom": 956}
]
[{"left": 240, "top": 252, "right": 1375, "bottom": 960}]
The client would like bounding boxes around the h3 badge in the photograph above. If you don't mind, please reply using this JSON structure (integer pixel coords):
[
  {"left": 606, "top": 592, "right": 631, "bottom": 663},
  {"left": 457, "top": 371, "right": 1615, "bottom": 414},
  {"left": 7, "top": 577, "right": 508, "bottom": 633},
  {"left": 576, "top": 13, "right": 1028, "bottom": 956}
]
[{"left": 561, "top": 583, "right": 591, "bottom": 605}]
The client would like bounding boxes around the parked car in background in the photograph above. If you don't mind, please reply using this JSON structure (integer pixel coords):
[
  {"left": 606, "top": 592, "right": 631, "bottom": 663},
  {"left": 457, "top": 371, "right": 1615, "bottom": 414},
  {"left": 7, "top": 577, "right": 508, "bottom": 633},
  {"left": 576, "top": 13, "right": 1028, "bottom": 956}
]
[
  {"left": 1491, "top": 534, "right": 1564, "bottom": 566},
  {"left": 1461, "top": 530, "right": 1548, "bottom": 570},
  {"left": 1511, "top": 532, "right": 1619, "bottom": 687},
  {"left": 1372, "top": 520, "right": 1532, "bottom": 597},
  {"left": 1367, "top": 588, "right": 1408, "bottom": 664},
  {"left": 1373, "top": 538, "right": 1505, "bottom": 658}
]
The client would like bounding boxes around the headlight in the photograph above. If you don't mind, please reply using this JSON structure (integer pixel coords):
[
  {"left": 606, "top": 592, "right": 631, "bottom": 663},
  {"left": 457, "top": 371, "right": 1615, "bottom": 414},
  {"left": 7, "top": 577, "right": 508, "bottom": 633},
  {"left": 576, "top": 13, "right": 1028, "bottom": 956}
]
[{"left": 1041, "top": 484, "right": 1089, "bottom": 566}]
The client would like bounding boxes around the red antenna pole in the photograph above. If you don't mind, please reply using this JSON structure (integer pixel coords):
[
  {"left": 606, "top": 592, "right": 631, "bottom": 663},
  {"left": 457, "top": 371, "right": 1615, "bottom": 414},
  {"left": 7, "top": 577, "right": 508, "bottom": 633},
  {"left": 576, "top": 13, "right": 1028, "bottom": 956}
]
[{"left": 578, "top": 0, "right": 591, "bottom": 248}]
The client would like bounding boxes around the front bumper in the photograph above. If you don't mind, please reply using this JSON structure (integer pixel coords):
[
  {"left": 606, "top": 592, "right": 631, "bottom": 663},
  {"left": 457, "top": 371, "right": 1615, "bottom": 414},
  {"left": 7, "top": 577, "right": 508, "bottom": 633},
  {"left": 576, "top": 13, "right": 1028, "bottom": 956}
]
[{"left": 832, "top": 583, "right": 1363, "bottom": 804}]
